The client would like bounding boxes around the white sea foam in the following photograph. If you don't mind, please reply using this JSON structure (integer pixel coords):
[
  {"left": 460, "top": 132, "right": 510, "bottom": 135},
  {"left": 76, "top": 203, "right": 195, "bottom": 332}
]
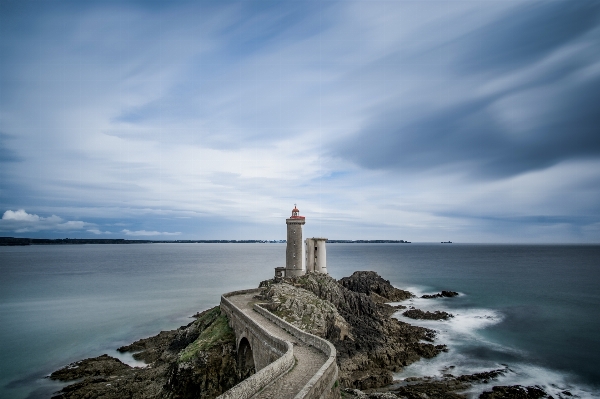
[
  {"left": 392, "top": 289, "right": 504, "bottom": 347},
  {"left": 111, "top": 350, "right": 148, "bottom": 368},
  {"left": 392, "top": 311, "right": 509, "bottom": 381},
  {"left": 392, "top": 289, "right": 507, "bottom": 380},
  {"left": 391, "top": 291, "right": 600, "bottom": 399},
  {"left": 461, "top": 364, "right": 600, "bottom": 399}
]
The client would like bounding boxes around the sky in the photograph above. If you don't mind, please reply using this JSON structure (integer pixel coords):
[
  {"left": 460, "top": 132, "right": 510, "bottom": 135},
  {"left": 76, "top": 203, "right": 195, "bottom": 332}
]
[{"left": 1, "top": 0, "right": 599, "bottom": 243}]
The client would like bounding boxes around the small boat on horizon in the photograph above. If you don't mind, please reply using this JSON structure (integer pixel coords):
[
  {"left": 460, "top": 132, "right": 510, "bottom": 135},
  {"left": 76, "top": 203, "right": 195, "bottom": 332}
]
[{"left": 441, "top": 241, "right": 452, "bottom": 243}]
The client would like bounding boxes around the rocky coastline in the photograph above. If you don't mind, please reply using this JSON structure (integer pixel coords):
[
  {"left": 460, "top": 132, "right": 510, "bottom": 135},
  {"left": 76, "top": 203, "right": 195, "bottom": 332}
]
[
  {"left": 402, "top": 308, "right": 453, "bottom": 320},
  {"left": 49, "top": 271, "right": 554, "bottom": 399}
]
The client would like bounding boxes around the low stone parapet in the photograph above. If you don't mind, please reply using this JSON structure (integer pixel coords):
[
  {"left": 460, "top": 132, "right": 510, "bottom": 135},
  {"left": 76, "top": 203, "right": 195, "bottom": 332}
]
[
  {"left": 219, "top": 288, "right": 340, "bottom": 399},
  {"left": 218, "top": 291, "right": 294, "bottom": 399},
  {"left": 215, "top": 340, "right": 293, "bottom": 399},
  {"left": 254, "top": 304, "right": 339, "bottom": 399}
]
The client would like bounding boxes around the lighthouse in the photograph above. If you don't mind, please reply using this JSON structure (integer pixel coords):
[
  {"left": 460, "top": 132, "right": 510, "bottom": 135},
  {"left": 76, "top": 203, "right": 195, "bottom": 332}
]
[
  {"left": 273, "top": 204, "right": 328, "bottom": 280},
  {"left": 285, "top": 204, "right": 306, "bottom": 277}
]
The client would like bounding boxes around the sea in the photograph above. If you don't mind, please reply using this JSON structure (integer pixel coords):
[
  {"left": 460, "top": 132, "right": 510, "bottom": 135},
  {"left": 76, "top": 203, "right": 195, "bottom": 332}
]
[{"left": 0, "top": 243, "right": 599, "bottom": 399}]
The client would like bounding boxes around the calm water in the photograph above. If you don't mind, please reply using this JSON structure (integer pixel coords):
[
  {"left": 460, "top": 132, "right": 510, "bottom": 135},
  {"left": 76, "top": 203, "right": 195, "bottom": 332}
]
[{"left": 0, "top": 243, "right": 599, "bottom": 398}]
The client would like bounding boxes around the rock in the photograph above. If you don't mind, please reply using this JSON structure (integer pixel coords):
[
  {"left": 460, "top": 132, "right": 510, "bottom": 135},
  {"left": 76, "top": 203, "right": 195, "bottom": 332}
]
[
  {"left": 388, "top": 369, "right": 508, "bottom": 399},
  {"left": 343, "top": 388, "right": 370, "bottom": 398},
  {"left": 368, "top": 393, "right": 399, "bottom": 399},
  {"left": 479, "top": 385, "right": 552, "bottom": 399},
  {"left": 118, "top": 329, "right": 180, "bottom": 364},
  {"left": 454, "top": 369, "right": 506, "bottom": 383},
  {"left": 50, "top": 367, "right": 169, "bottom": 399},
  {"left": 261, "top": 282, "right": 351, "bottom": 340},
  {"left": 343, "top": 389, "right": 398, "bottom": 399},
  {"left": 165, "top": 337, "right": 239, "bottom": 399},
  {"left": 421, "top": 291, "right": 459, "bottom": 299},
  {"left": 339, "top": 271, "right": 414, "bottom": 302},
  {"left": 50, "top": 354, "right": 131, "bottom": 381},
  {"left": 51, "top": 306, "right": 242, "bottom": 399},
  {"left": 402, "top": 309, "right": 453, "bottom": 320},
  {"left": 266, "top": 272, "right": 446, "bottom": 390},
  {"left": 392, "top": 381, "right": 467, "bottom": 399}
]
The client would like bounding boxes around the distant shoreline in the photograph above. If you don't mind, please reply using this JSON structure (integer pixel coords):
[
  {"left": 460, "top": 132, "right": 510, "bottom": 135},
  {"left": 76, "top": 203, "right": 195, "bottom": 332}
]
[{"left": 0, "top": 237, "right": 411, "bottom": 246}]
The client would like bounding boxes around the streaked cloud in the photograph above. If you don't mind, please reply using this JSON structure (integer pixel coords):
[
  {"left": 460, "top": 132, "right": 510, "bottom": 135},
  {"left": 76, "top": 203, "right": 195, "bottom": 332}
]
[
  {"left": 0, "top": 132, "right": 22, "bottom": 163},
  {"left": 335, "top": 0, "right": 600, "bottom": 179},
  {"left": 1, "top": 0, "right": 599, "bottom": 242}
]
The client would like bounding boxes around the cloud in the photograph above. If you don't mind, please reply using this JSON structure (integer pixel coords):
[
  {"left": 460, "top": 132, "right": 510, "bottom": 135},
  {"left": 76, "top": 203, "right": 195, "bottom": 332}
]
[
  {"left": 0, "top": 132, "right": 22, "bottom": 163},
  {"left": 0, "top": 209, "right": 92, "bottom": 233},
  {"left": 2, "top": 209, "right": 43, "bottom": 222},
  {"left": 121, "top": 229, "right": 181, "bottom": 236},
  {"left": 455, "top": 1, "right": 600, "bottom": 74},
  {"left": 87, "top": 228, "right": 111, "bottom": 235},
  {"left": 334, "top": 0, "right": 600, "bottom": 179},
  {"left": 1, "top": 0, "right": 600, "bottom": 242}
]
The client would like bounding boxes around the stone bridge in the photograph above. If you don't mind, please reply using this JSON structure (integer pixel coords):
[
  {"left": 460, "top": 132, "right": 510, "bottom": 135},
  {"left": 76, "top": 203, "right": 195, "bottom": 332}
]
[{"left": 218, "top": 289, "right": 340, "bottom": 399}]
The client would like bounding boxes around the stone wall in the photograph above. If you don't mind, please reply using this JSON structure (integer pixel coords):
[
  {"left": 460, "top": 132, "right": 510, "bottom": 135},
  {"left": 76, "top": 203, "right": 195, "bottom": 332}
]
[
  {"left": 254, "top": 304, "right": 340, "bottom": 399},
  {"left": 220, "top": 288, "right": 340, "bottom": 399},
  {"left": 218, "top": 290, "right": 294, "bottom": 399}
]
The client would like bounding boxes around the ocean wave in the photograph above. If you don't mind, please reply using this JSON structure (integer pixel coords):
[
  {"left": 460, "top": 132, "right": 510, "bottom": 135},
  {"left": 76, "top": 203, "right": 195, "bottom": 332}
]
[
  {"left": 461, "top": 364, "right": 600, "bottom": 399},
  {"left": 391, "top": 290, "right": 599, "bottom": 399},
  {"left": 393, "top": 289, "right": 504, "bottom": 344}
]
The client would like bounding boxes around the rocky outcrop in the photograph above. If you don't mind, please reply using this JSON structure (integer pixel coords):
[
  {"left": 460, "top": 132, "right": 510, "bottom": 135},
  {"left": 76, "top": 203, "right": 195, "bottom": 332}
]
[
  {"left": 260, "top": 282, "right": 351, "bottom": 340},
  {"left": 479, "top": 385, "right": 553, "bottom": 399},
  {"left": 338, "top": 271, "right": 414, "bottom": 303},
  {"left": 342, "top": 369, "right": 509, "bottom": 399},
  {"left": 50, "top": 306, "right": 241, "bottom": 399},
  {"left": 343, "top": 389, "right": 398, "bottom": 398},
  {"left": 165, "top": 308, "right": 240, "bottom": 398},
  {"left": 402, "top": 308, "right": 454, "bottom": 320},
  {"left": 49, "top": 354, "right": 131, "bottom": 381},
  {"left": 49, "top": 362, "right": 170, "bottom": 399},
  {"left": 260, "top": 272, "right": 446, "bottom": 390},
  {"left": 422, "top": 291, "right": 459, "bottom": 299}
]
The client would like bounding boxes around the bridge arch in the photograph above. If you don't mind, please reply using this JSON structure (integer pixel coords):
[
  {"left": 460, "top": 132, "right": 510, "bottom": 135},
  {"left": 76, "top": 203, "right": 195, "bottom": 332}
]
[
  {"left": 237, "top": 336, "right": 255, "bottom": 379},
  {"left": 219, "top": 288, "right": 339, "bottom": 399}
]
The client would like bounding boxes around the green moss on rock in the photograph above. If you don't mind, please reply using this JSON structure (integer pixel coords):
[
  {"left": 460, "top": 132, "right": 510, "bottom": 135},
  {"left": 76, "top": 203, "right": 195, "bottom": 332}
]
[{"left": 179, "top": 313, "right": 235, "bottom": 362}]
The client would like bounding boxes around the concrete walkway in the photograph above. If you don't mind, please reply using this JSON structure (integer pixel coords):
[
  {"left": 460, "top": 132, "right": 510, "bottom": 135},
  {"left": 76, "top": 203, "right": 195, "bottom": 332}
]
[{"left": 228, "top": 293, "right": 328, "bottom": 399}]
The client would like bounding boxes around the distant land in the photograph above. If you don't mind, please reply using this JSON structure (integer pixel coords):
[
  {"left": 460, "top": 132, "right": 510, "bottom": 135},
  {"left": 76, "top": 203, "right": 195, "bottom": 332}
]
[{"left": 0, "top": 237, "right": 410, "bottom": 246}]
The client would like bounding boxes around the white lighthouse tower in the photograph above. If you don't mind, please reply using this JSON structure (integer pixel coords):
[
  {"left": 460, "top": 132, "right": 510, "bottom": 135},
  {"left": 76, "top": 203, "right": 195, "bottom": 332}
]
[{"left": 285, "top": 204, "right": 305, "bottom": 277}]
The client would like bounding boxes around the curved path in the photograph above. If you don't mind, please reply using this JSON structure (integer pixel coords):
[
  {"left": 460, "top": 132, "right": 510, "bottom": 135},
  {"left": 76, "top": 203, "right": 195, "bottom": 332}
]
[{"left": 227, "top": 292, "right": 328, "bottom": 399}]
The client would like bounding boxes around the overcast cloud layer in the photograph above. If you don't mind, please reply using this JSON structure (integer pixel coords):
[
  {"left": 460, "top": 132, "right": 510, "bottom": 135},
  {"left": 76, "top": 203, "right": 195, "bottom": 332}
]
[{"left": 1, "top": 0, "right": 599, "bottom": 242}]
